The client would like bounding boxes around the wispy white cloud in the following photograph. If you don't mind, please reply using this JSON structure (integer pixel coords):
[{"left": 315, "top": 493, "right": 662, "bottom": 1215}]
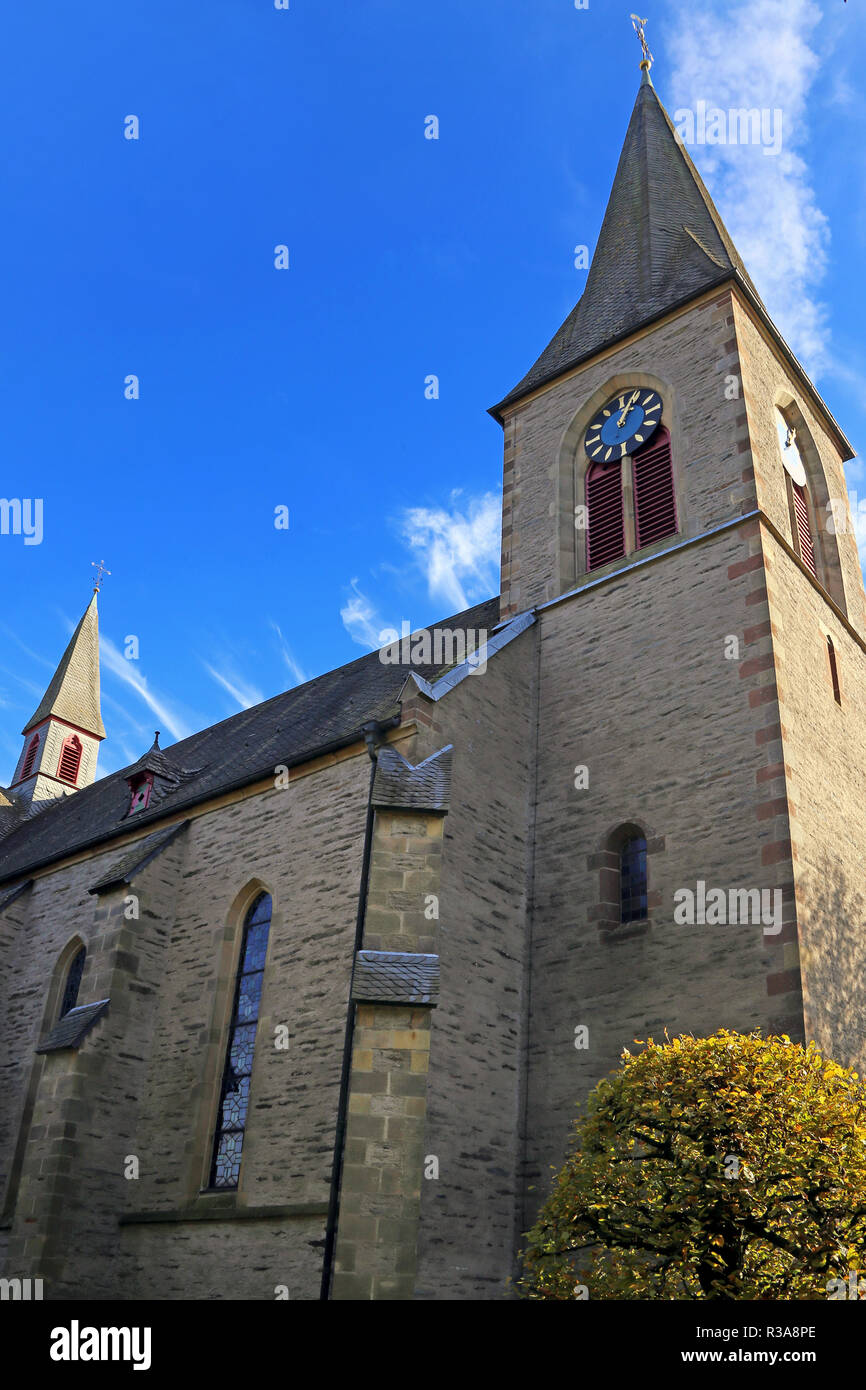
[
  {"left": 0, "top": 625, "right": 55, "bottom": 671},
  {"left": 399, "top": 490, "right": 500, "bottom": 612},
  {"left": 0, "top": 664, "right": 43, "bottom": 700},
  {"left": 269, "top": 621, "right": 309, "bottom": 687},
  {"left": 341, "top": 579, "right": 391, "bottom": 650},
  {"left": 100, "top": 633, "right": 192, "bottom": 741},
  {"left": 666, "top": 0, "right": 831, "bottom": 376},
  {"left": 203, "top": 662, "right": 264, "bottom": 711}
]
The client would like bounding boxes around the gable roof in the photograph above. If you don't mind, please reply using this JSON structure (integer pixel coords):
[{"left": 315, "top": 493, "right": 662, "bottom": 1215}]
[
  {"left": 24, "top": 591, "right": 106, "bottom": 739},
  {"left": 0, "top": 596, "right": 502, "bottom": 886}
]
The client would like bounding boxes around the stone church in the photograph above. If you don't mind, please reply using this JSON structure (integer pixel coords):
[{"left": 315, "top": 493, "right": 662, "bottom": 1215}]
[{"left": 1, "top": 63, "right": 864, "bottom": 1302}]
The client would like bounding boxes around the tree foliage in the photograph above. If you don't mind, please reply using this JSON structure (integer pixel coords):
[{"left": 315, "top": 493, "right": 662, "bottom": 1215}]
[{"left": 519, "top": 1030, "right": 866, "bottom": 1299}]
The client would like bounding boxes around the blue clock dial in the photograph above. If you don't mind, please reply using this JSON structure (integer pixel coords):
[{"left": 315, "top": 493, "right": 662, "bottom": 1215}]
[{"left": 584, "top": 389, "right": 663, "bottom": 463}]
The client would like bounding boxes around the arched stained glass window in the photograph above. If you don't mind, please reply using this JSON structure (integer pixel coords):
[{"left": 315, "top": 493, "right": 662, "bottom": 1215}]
[
  {"left": 620, "top": 837, "right": 648, "bottom": 923},
  {"left": 209, "top": 892, "right": 273, "bottom": 1190},
  {"left": 60, "top": 946, "right": 86, "bottom": 1018}
]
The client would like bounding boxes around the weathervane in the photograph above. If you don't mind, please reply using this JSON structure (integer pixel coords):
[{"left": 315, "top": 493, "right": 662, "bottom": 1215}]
[
  {"left": 91, "top": 559, "right": 112, "bottom": 593},
  {"left": 630, "top": 14, "right": 653, "bottom": 72}
]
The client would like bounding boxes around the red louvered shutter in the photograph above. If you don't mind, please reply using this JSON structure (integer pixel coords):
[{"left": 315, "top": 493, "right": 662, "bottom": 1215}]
[
  {"left": 21, "top": 734, "right": 39, "bottom": 780},
  {"left": 586, "top": 460, "right": 625, "bottom": 571},
  {"left": 632, "top": 426, "right": 677, "bottom": 550},
  {"left": 792, "top": 483, "right": 817, "bottom": 578},
  {"left": 57, "top": 735, "right": 82, "bottom": 784}
]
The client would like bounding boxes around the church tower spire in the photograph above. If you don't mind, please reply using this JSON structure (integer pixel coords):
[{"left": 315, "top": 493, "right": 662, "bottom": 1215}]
[
  {"left": 10, "top": 589, "right": 106, "bottom": 803},
  {"left": 492, "top": 51, "right": 853, "bottom": 621},
  {"left": 494, "top": 69, "right": 765, "bottom": 419}
]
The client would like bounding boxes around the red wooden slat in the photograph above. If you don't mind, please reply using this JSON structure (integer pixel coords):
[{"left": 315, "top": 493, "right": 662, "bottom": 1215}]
[
  {"left": 793, "top": 483, "right": 817, "bottom": 578},
  {"left": 57, "top": 736, "right": 82, "bottom": 784},
  {"left": 21, "top": 735, "right": 39, "bottom": 780},
  {"left": 586, "top": 461, "right": 625, "bottom": 571},
  {"left": 633, "top": 427, "right": 677, "bottom": 549}
]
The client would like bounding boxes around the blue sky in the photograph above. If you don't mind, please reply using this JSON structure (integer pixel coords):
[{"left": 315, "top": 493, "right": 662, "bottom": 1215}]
[{"left": 1, "top": 0, "right": 864, "bottom": 782}]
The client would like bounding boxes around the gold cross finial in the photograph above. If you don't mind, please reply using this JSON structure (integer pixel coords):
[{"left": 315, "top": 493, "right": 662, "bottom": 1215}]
[
  {"left": 91, "top": 560, "right": 111, "bottom": 593},
  {"left": 630, "top": 14, "right": 653, "bottom": 71}
]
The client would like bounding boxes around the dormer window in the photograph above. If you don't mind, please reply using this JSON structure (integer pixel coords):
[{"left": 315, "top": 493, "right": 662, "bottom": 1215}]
[
  {"left": 57, "top": 734, "right": 83, "bottom": 785},
  {"left": 128, "top": 773, "right": 154, "bottom": 814}
]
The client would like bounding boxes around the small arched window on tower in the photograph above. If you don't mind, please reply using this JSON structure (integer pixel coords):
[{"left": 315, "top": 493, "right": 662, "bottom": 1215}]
[
  {"left": 57, "top": 734, "right": 83, "bottom": 785},
  {"left": 20, "top": 734, "right": 39, "bottom": 781},
  {"left": 620, "top": 834, "right": 648, "bottom": 923},
  {"left": 632, "top": 426, "right": 677, "bottom": 550},
  {"left": 209, "top": 892, "right": 273, "bottom": 1190},
  {"left": 827, "top": 635, "right": 842, "bottom": 706},
  {"left": 792, "top": 481, "right": 817, "bottom": 580},
  {"left": 586, "top": 459, "right": 626, "bottom": 571},
  {"left": 60, "top": 946, "right": 86, "bottom": 1018}
]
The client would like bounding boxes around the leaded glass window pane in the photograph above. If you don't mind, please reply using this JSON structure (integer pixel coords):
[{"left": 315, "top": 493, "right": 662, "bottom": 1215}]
[
  {"left": 60, "top": 947, "right": 86, "bottom": 1018},
  {"left": 209, "top": 893, "right": 272, "bottom": 1190},
  {"left": 620, "top": 838, "right": 648, "bottom": 923}
]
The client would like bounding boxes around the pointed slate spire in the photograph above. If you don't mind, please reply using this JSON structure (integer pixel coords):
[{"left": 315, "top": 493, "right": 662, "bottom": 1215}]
[
  {"left": 23, "top": 591, "right": 106, "bottom": 739},
  {"left": 492, "top": 76, "right": 764, "bottom": 417}
]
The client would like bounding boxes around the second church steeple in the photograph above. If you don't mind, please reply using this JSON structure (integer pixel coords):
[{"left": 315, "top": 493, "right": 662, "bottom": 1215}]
[{"left": 10, "top": 589, "right": 105, "bottom": 802}]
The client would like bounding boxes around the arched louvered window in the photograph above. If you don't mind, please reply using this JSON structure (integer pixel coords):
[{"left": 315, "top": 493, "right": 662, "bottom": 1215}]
[
  {"left": 209, "top": 892, "right": 273, "bottom": 1190},
  {"left": 792, "top": 482, "right": 817, "bottom": 579},
  {"left": 20, "top": 734, "right": 39, "bottom": 781},
  {"left": 620, "top": 836, "right": 648, "bottom": 923},
  {"left": 586, "top": 459, "right": 625, "bottom": 572},
  {"left": 633, "top": 426, "right": 677, "bottom": 550},
  {"left": 60, "top": 946, "right": 86, "bottom": 1018},
  {"left": 57, "top": 735, "right": 83, "bottom": 785}
]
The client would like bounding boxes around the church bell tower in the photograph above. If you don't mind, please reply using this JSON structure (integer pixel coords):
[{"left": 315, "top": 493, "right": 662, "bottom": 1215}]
[{"left": 495, "top": 39, "right": 866, "bottom": 1209}]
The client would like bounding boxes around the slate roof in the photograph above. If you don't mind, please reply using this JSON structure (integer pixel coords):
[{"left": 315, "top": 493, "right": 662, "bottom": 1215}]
[
  {"left": 24, "top": 591, "right": 106, "bottom": 739},
  {"left": 371, "top": 746, "right": 453, "bottom": 813},
  {"left": 0, "top": 879, "right": 32, "bottom": 915},
  {"left": 88, "top": 822, "right": 189, "bottom": 895},
  {"left": 351, "top": 951, "right": 440, "bottom": 1007},
  {"left": 36, "top": 999, "right": 110, "bottom": 1053},
  {"left": 492, "top": 73, "right": 764, "bottom": 418},
  {"left": 0, "top": 596, "right": 501, "bottom": 886}
]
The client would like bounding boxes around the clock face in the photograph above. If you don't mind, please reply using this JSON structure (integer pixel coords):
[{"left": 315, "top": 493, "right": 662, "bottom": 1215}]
[
  {"left": 584, "top": 388, "right": 663, "bottom": 462},
  {"left": 775, "top": 407, "right": 807, "bottom": 487}
]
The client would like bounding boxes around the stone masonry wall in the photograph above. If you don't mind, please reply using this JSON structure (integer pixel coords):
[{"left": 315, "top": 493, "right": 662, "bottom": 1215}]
[
  {"left": 500, "top": 289, "right": 752, "bottom": 617},
  {"left": 402, "top": 627, "right": 536, "bottom": 1299},
  {"left": 1, "top": 744, "right": 372, "bottom": 1300},
  {"left": 522, "top": 518, "right": 800, "bottom": 1258}
]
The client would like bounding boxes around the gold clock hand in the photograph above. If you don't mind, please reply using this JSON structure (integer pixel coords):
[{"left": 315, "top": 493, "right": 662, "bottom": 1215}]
[{"left": 617, "top": 390, "right": 639, "bottom": 428}]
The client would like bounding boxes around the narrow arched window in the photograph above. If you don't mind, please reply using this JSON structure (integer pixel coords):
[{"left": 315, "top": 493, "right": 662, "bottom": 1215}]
[
  {"left": 620, "top": 836, "right": 648, "bottom": 923},
  {"left": 586, "top": 459, "right": 625, "bottom": 571},
  {"left": 209, "top": 892, "right": 273, "bottom": 1190},
  {"left": 827, "top": 635, "right": 841, "bottom": 705},
  {"left": 21, "top": 734, "right": 39, "bottom": 781},
  {"left": 60, "top": 946, "right": 86, "bottom": 1018},
  {"left": 57, "top": 735, "right": 83, "bottom": 785},
  {"left": 633, "top": 426, "right": 677, "bottom": 549},
  {"left": 792, "top": 482, "right": 817, "bottom": 579}
]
